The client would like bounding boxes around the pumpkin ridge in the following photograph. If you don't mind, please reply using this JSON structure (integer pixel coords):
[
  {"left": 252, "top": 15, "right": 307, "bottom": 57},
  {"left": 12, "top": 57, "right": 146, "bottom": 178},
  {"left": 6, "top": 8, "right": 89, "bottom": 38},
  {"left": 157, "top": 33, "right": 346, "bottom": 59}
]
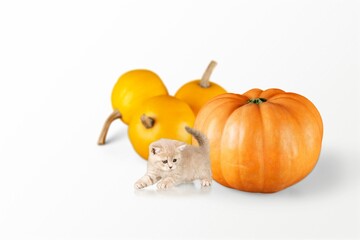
[
  {"left": 268, "top": 98, "right": 321, "bottom": 189},
  {"left": 221, "top": 107, "right": 244, "bottom": 189},
  {"left": 257, "top": 103, "right": 266, "bottom": 192},
  {"left": 221, "top": 103, "right": 268, "bottom": 191},
  {"left": 270, "top": 94, "right": 323, "bottom": 137},
  {"left": 243, "top": 88, "right": 263, "bottom": 98},
  {"left": 259, "top": 88, "right": 285, "bottom": 99},
  {"left": 219, "top": 101, "right": 242, "bottom": 188},
  {"left": 285, "top": 94, "right": 323, "bottom": 137},
  {"left": 200, "top": 96, "right": 247, "bottom": 187},
  {"left": 267, "top": 101, "right": 302, "bottom": 189}
]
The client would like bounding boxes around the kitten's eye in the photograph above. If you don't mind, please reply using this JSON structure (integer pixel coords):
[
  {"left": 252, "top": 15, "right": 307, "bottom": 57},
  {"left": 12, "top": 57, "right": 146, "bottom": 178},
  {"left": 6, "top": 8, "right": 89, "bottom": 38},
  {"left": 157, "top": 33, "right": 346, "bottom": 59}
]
[
  {"left": 173, "top": 159, "right": 177, "bottom": 162},
  {"left": 162, "top": 160, "right": 168, "bottom": 164}
]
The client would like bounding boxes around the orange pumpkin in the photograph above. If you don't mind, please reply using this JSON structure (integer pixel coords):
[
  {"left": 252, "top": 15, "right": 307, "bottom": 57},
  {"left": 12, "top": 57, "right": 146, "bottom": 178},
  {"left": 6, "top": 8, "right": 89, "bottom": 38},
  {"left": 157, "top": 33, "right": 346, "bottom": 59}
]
[{"left": 193, "top": 88, "right": 323, "bottom": 193}]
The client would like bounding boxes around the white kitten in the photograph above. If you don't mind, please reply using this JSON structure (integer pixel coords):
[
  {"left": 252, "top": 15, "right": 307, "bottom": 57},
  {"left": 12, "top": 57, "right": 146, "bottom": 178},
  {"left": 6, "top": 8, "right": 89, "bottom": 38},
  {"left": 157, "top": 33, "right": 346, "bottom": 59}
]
[{"left": 134, "top": 126, "right": 212, "bottom": 190}]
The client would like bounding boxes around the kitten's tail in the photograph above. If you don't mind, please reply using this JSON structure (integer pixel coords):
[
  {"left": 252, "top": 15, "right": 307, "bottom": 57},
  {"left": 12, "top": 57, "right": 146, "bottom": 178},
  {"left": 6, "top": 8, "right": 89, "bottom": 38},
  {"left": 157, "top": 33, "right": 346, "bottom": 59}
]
[{"left": 185, "top": 126, "right": 209, "bottom": 149}]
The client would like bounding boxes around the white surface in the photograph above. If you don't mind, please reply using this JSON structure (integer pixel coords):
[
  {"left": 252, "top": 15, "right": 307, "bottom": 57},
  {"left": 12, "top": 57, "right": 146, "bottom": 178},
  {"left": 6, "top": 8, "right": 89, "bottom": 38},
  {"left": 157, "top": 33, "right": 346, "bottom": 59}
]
[{"left": 0, "top": 1, "right": 359, "bottom": 239}]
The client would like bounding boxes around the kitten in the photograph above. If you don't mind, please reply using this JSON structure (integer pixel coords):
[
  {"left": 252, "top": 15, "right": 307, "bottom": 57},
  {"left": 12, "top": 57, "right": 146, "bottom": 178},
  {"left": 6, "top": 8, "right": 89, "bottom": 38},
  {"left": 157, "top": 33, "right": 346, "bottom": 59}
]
[{"left": 134, "top": 126, "right": 212, "bottom": 190}]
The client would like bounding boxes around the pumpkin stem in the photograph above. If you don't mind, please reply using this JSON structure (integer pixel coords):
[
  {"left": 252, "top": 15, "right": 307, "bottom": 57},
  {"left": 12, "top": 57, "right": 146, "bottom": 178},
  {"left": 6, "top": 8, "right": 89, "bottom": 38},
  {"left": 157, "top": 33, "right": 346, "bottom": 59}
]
[
  {"left": 248, "top": 98, "right": 267, "bottom": 104},
  {"left": 199, "top": 60, "right": 217, "bottom": 88},
  {"left": 98, "top": 110, "right": 122, "bottom": 145},
  {"left": 141, "top": 114, "right": 155, "bottom": 129}
]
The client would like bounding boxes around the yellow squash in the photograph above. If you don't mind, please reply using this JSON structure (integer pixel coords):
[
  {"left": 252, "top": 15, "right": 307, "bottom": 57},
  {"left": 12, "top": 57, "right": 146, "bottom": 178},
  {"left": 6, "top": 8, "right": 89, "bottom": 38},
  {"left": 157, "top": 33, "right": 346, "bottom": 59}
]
[
  {"left": 98, "top": 69, "right": 168, "bottom": 145},
  {"left": 175, "top": 60, "right": 227, "bottom": 115},
  {"left": 128, "top": 95, "right": 195, "bottom": 159}
]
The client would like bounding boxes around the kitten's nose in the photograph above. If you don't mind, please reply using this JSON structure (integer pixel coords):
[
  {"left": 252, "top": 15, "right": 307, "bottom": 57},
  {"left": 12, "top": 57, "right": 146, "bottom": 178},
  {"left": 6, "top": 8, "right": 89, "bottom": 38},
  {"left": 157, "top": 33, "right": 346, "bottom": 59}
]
[{"left": 169, "top": 166, "right": 173, "bottom": 169}]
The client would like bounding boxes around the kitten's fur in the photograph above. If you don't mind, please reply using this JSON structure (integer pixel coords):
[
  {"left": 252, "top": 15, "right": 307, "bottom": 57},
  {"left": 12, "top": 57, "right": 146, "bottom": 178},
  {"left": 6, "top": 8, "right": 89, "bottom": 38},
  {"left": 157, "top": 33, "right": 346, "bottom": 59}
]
[{"left": 134, "top": 126, "right": 212, "bottom": 190}]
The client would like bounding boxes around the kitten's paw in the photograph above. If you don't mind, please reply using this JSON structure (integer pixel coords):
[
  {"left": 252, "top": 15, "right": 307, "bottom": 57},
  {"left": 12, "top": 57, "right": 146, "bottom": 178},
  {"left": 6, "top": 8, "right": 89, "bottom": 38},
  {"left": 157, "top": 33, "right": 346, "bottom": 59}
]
[
  {"left": 157, "top": 180, "right": 174, "bottom": 190},
  {"left": 201, "top": 179, "right": 212, "bottom": 188},
  {"left": 134, "top": 181, "right": 148, "bottom": 190}
]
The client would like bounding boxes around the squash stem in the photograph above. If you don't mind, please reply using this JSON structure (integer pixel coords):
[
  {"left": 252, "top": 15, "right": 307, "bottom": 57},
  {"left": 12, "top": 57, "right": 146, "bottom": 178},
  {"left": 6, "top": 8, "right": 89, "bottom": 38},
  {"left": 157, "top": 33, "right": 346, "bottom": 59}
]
[
  {"left": 98, "top": 110, "right": 122, "bottom": 145},
  {"left": 141, "top": 114, "right": 155, "bottom": 129},
  {"left": 199, "top": 60, "right": 217, "bottom": 88}
]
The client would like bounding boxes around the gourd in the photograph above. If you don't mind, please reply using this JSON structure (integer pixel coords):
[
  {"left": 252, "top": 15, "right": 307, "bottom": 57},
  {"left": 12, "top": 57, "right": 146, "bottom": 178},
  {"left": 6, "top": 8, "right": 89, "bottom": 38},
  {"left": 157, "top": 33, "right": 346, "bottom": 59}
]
[
  {"left": 175, "top": 61, "right": 226, "bottom": 115},
  {"left": 193, "top": 88, "right": 323, "bottom": 193},
  {"left": 98, "top": 69, "right": 168, "bottom": 145},
  {"left": 128, "top": 95, "right": 195, "bottom": 159}
]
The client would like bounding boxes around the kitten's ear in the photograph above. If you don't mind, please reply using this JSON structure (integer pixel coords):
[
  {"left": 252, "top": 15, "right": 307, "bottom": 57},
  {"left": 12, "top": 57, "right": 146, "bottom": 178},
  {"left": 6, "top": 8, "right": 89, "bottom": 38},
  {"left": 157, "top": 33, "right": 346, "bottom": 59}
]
[
  {"left": 176, "top": 144, "right": 187, "bottom": 152},
  {"left": 151, "top": 147, "right": 161, "bottom": 155}
]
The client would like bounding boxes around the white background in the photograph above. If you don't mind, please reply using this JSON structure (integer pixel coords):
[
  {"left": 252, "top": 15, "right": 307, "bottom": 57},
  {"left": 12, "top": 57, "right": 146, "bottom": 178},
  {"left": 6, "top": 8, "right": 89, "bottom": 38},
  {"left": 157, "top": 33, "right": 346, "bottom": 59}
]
[{"left": 0, "top": 0, "right": 359, "bottom": 239}]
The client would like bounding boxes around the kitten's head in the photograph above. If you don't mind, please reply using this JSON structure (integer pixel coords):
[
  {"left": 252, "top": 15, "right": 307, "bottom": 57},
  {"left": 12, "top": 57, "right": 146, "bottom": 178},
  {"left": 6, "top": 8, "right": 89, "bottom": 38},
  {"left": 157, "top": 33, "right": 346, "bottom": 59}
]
[{"left": 148, "top": 139, "right": 187, "bottom": 172}]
